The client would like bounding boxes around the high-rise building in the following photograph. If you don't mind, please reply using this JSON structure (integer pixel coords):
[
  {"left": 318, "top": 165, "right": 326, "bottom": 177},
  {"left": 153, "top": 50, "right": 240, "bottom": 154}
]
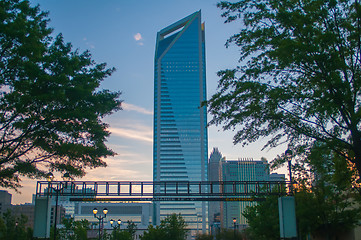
[
  {"left": 222, "top": 158, "right": 270, "bottom": 228},
  {"left": 0, "top": 190, "right": 11, "bottom": 215},
  {"left": 153, "top": 11, "right": 208, "bottom": 233},
  {"left": 208, "top": 148, "right": 223, "bottom": 230},
  {"left": 208, "top": 148, "right": 284, "bottom": 230}
]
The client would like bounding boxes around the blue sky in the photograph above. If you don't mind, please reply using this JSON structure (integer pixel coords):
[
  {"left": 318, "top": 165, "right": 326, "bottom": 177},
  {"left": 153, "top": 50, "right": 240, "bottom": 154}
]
[{"left": 7, "top": 0, "right": 286, "bottom": 204}]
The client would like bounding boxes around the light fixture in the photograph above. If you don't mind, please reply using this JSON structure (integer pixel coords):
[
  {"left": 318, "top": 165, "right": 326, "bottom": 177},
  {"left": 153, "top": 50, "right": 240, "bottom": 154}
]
[
  {"left": 103, "top": 208, "right": 108, "bottom": 215},
  {"left": 93, "top": 208, "right": 98, "bottom": 215},
  {"left": 285, "top": 149, "right": 292, "bottom": 158},
  {"left": 46, "top": 172, "right": 54, "bottom": 182}
]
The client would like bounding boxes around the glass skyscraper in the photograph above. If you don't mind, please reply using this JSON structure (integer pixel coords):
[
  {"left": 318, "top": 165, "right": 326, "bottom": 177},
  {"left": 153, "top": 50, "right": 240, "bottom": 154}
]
[
  {"left": 153, "top": 11, "right": 208, "bottom": 233},
  {"left": 207, "top": 147, "right": 285, "bottom": 230}
]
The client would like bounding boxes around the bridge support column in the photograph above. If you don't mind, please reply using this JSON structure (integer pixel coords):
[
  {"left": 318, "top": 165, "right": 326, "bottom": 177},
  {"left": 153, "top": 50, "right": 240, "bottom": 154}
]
[
  {"left": 278, "top": 196, "right": 297, "bottom": 239},
  {"left": 33, "top": 196, "right": 52, "bottom": 238}
]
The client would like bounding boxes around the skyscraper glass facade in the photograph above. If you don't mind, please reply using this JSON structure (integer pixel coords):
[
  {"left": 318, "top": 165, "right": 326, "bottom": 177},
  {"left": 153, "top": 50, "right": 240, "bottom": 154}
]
[
  {"left": 153, "top": 11, "right": 208, "bottom": 232},
  {"left": 222, "top": 159, "right": 270, "bottom": 227},
  {"left": 207, "top": 148, "right": 284, "bottom": 230}
]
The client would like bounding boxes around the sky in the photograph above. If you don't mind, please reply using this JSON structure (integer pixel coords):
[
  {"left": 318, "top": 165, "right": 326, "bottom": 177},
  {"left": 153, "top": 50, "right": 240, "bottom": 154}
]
[{"left": 5, "top": 0, "right": 287, "bottom": 204}]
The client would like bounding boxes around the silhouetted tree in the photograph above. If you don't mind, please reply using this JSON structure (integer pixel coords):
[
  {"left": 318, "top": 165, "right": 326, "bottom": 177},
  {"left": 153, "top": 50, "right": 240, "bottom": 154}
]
[
  {"left": 0, "top": 0, "right": 122, "bottom": 189},
  {"left": 207, "top": 0, "right": 361, "bottom": 178},
  {"left": 244, "top": 145, "right": 361, "bottom": 239},
  {"left": 56, "top": 217, "right": 90, "bottom": 240},
  {"left": 0, "top": 210, "right": 33, "bottom": 240},
  {"left": 141, "top": 214, "right": 188, "bottom": 240}
]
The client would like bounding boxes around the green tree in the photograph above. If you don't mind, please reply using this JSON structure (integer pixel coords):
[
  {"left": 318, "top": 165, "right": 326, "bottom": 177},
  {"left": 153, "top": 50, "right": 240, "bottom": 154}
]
[
  {"left": 140, "top": 225, "right": 166, "bottom": 240},
  {"left": 141, "top": 214, "right": 188, "bottom": 240},
  {"left": 0, "top": 0, "right": 122, "bottom": 189},
  {"left": 0, "top": 210, "right": 33, "bottom": 240},
  {"left": 196, "top": 229, "right": 245, "bottom": 240},
  {"left": 295, "top": 146, "right": 361, "bottom": 239},
  {"left": 215, "top": 229, "right": 245, "bottom": 240},
  {"left": 57, "top": 217, "right": 90, "bottom": 240},
  {"left": 126, "top": 220, "right": 137, "bottom": 238},
  {"left": 207, "top": 0, "right": 361, "bottom": 178},
  {"left": 243, "top": 145, "right": 361, "bottom": 239},
  {"left": 195, "top": 233, "right": 213, "bottom": 240},
  {"left": 160, "top": 213, "right": 188, "bottom": 240},
  {"left": 109, "top": 228, "right": 132, "bottom": 240},
  {"left": 243, "top": 195, "right": 280, "bottom": 240}
]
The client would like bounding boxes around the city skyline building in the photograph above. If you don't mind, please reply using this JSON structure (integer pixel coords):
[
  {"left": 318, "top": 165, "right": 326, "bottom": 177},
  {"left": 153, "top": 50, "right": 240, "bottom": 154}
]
[
  {"left": 208, "top": 148, "right": 285, "bottom": 230},
  {"left": 153, "top": 11, "right": 208, "bottom": 234}
]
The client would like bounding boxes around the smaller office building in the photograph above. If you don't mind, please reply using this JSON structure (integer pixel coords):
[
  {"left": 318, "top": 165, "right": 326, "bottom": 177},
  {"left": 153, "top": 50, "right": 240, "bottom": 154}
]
[
  {"left": 73, "top": 202, "right": 152, "bottom": 238},
  {"left": 208, "top": 148, "right": 285, "bottom": 230}
]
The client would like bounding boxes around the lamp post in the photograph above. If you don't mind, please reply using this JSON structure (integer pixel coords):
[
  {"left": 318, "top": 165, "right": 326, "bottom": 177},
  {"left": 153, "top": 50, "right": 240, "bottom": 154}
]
[
  {"left": 47, "top": 172, "right": 71, "bottom": 240},
  {"left": 285, "top": 149, "right": 293, "bottom": 194},
  {"left": 93, "top": 208, "right": 108, "bottom": 240},
  {"left": 110, "top": 219, "right": 122, "bottom": 229},
  {"left": 232, "top": 217, "right": 237, "bottom": 238}
]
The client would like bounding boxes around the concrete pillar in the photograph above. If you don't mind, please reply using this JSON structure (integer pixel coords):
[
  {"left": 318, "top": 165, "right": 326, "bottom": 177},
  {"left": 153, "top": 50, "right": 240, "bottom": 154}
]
[
  {"left": 278, "top": 196, "right": 297, "bottom": 239},
  {"left": 33, "top": 196, "right": 51, "bottom": 238}
]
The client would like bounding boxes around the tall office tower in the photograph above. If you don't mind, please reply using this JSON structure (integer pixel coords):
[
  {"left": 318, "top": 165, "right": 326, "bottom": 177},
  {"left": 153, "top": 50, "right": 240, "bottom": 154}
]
[
  {"left": 208, "top": 148, "right": 223, "bottom": 231},
  {"left": 153, "top": 11, "right": 208, "bottom": 234},
  {"left": 222, "top": 158, "right": 270, "bottom": 228},
  {"left": 207, "top": 148, "right": 280, "bottom": 230}
]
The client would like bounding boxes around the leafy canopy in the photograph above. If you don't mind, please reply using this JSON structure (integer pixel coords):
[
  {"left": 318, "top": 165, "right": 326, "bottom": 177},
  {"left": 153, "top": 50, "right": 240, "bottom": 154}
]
[
  {"left": 55, "top": 217, "right": 90, "bottom": 240},
  {"left": 0, "top": 210, "right": 33, "bottom": 240},
  {"left": 141, "top": 214, "right": 188, "bottom": 240},
  {"left": 243, "top": 144, "right": 361, "bottom": 239},
  {"left": 0, "top": 0, "right": 121, "bottom": 189},
  {"left": 208, "top": 0, "right": 361, "bottom": 176}
]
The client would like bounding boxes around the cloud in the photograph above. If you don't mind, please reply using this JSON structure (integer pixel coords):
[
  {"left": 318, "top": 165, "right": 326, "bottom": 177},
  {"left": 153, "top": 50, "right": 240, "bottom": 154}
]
[
  {"left": 83, "top": 37, "right": 95, "bottom": 49},
  {"left": 109, "top": 126, "right": 153, "bottom": 144},
  {"left": 134, "top": 33, "right": 142, "bottom": 41},
  {"left": 122, "top": 102, "right": 153, "bottom": 115},
  {"left": 133, "top": 33, "right": 144, "bottom": 46}
]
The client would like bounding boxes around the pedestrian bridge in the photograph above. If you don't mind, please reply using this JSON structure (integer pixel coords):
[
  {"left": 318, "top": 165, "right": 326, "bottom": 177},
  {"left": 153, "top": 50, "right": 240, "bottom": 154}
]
[
  {"left": 36, "top": 180, "right": 288, "bottom": 202},
  {"left": 34, "top": 180, "right": 294, "bottom": 239}
]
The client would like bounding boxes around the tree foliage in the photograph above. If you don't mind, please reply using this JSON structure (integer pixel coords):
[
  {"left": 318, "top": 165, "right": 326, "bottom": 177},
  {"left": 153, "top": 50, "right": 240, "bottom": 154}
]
[
  {"left": 140, "top": 225, "right": 166, "bottom": 240},
  {"left": 0, "top": 210, "right": 33, "bottom": 240},
  {"left": 243, "top": 145, "right": 361, "bottom": 239},
  {"left": 196, "top": 229, "right": 245, "bottom": 240},
  {"left": 243, "top": 195, "right": 280, "bottom": 240},
  {"left": 109, "top": 228, "right": 132, "bottom": 240},
  {"left": 141, "top": 214, "right": 188, "bottom": 240},
  {"left": 208, "top": 0, "right": 361, "bottom": 177},
  {"left": 56, "top": 217, "right": 90, "bottom": 240},
  {"left": 108, "top": 220, "right": 137, "bottom": 240},
  {"left": 125, "top": 220, "right": 137, "bottom": 238},
  {"left": 0, "top": 0, "right": 122, "bottom": 188}
]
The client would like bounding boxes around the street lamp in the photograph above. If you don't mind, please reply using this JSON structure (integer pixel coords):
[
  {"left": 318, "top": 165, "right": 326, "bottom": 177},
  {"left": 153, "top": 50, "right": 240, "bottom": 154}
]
[
  {"left": 110, "top": 219, "right": 122, "bottom": 231},
  {"left": 93, "top": 208, "right": 108, "bottom": 240},
  {"left": 232, "top": 217, "right": 237, "bottom": 238},
  {"left": 285, "top": 149, "right": 293, "bottom": 194},
  {"left": 47, "top": 172, "right": 71, "bottom": 240},
  {"left": 110, "top": 219, "right": 122, "bottom": 227}
]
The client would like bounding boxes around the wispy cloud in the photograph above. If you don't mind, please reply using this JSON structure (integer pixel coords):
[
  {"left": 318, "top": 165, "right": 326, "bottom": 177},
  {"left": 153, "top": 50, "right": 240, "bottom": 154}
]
[
  {"left": 133, "top": 33, "right": 144, "bottom": 46},
  {"left": 83, "top": 37, "right": 95, "bottom": 49},
  {"left": 122, "top": 103, "right": 153, "bottom": 115},
  {"left": 134, "top": 33, "right": 142, "bottom": 41},
  {"left": 109, "top": 127, "right": 153, "bottom": 143}
]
